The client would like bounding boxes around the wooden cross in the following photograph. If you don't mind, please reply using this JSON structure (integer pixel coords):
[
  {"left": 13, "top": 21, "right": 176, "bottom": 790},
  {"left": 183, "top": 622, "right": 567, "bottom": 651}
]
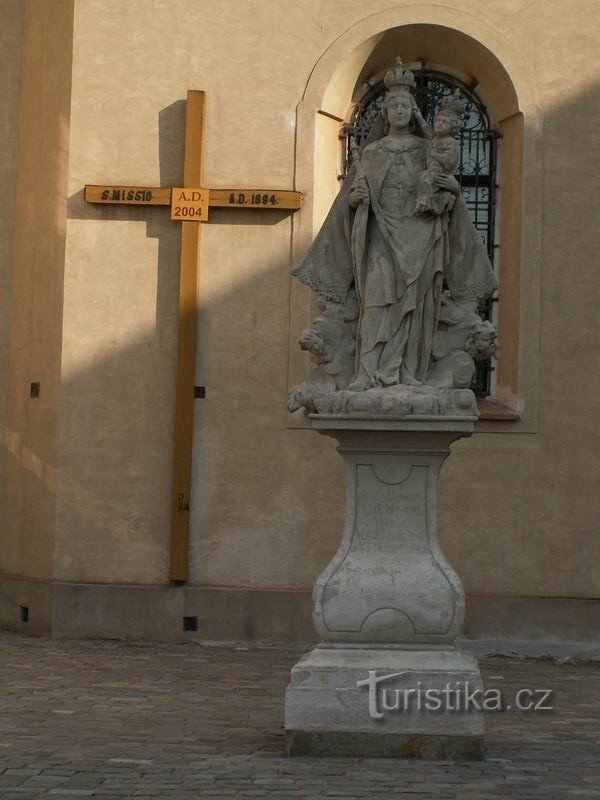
[{"left": 85, "top": 90, "right": 303, "bottom": 582}]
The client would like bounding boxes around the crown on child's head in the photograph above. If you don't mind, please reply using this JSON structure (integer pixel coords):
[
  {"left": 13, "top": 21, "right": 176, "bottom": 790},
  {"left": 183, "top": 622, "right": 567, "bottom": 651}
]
[
  {"left": 440, "top": 90, "right": 467, "bottom": 118},
  {"left": 384, "top": 57, "right": 415, "bottom": 93}
]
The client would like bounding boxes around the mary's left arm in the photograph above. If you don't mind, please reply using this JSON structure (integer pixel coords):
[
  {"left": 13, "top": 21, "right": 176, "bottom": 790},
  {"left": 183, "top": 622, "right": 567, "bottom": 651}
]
[{"left": 433, "top": 174, "right": 460, "bottom": 195}]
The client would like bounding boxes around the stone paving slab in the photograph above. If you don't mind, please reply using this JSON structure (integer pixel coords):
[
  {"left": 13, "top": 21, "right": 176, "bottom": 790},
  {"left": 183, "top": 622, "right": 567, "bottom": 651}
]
[{"left": 0, "top": 632, "right": 599, "bottom": 799}]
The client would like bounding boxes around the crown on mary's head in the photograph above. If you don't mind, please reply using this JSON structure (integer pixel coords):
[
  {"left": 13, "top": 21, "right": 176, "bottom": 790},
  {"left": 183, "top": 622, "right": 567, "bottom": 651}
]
[
  {"left": 384, "top": 57, "right": 415, "bottom": 93},
  {"left": 440, "top": 89, "right": 467, "bottom": 117}
]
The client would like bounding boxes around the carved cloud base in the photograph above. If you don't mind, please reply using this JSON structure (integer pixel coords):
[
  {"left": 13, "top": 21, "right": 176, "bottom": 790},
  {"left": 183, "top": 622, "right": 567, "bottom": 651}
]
[
  {"left": 284, "top": 414, "right": 484, "bottom": 757},
  {"left": 289, "top": 383, "right": 479, "bottom": 417}
]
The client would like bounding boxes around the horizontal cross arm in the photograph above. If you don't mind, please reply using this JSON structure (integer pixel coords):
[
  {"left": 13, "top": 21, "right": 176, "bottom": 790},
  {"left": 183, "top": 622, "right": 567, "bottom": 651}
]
[
  {"left": 84, "top": 185, "right": 170, "bottom": 205},
  {"left": 84, "top": 185, "right": 303, "bottom": 210},
  {"left": 209, "top": 189, "right": 303, "bottom": 210}
]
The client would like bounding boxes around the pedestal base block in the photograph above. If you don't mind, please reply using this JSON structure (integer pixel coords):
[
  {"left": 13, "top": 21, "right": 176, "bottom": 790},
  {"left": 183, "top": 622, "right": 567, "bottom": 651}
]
[
  {"left": 286, "top": 730, "right": 484, "bottom": 759},
  {"left": 285, "top": 646, "right": 484, "bottom": 759}
]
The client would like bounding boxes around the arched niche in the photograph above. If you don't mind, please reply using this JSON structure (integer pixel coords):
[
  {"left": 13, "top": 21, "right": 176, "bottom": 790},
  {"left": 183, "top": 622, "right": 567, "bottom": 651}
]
[{"left": 289, "top": 10, "right": 542, "bottom": 432}]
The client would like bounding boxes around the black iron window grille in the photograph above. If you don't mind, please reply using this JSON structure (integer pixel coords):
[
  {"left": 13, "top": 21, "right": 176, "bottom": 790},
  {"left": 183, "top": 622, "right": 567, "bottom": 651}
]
[{"left": 341, "top": 68, "right": 499, "bottom": 396}]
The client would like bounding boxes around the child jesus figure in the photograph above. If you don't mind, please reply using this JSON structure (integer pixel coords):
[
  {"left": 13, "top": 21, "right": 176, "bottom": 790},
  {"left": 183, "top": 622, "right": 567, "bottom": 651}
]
[{"left": 415, "top": 91, "right": 466, "bottom": 216}]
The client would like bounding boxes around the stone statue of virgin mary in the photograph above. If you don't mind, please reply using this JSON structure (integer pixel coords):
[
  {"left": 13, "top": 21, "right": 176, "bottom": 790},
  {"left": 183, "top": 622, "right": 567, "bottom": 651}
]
[{"left": 290, "top": 59, "right": 499, "bottom": 418}]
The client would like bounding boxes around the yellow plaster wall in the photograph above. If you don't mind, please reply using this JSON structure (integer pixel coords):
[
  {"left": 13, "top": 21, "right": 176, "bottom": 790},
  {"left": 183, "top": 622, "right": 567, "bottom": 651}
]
[
  {"left": 0, "top": 0, "right": 24, "bottom": 566},
  {"left": 1, "top": 0, "right": 74, "bottom": 582},
  {"left": 49, "top": 0, "right": 600, "bottom": 603}
]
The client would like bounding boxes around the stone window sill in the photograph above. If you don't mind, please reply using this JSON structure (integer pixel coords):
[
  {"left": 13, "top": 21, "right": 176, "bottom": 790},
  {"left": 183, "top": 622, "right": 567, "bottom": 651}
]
[{"left": 477, "top": 398, "right": 520, "bottom": 421}]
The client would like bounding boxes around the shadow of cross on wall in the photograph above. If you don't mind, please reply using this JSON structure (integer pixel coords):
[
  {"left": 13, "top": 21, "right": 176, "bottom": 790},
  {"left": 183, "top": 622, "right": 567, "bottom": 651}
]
[{"left": 70, "top": 91, "right": 302, "bottom": 585}]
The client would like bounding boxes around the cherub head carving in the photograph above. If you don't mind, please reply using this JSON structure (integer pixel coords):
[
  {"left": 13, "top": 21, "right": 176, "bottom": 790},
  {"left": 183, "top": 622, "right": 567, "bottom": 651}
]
[{"left": 464, "top": 320, "right": 501, "bottom": 361}]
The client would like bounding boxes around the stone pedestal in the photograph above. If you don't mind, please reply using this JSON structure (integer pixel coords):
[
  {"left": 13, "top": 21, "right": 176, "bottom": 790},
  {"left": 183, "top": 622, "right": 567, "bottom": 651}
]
[{"left": 285, "top": 414, "right": 484, "bottom": 758}]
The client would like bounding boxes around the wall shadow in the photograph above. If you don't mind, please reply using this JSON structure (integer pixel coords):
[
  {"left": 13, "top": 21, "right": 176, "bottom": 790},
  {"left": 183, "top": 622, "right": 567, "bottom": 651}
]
[{"left": 4, "top": 63, "right": 600, "bottom": 625}]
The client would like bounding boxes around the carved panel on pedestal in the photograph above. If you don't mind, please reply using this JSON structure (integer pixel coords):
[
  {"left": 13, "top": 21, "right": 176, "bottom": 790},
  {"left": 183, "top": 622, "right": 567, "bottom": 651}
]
[{"left": 316, "top": 460, "right": 463, "bottom": 643}]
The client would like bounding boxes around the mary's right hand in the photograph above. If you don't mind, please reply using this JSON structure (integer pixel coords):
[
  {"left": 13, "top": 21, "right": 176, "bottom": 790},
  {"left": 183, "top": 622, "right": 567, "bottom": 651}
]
[{"left": 349, "top": 183, "right": 370, "bottom": 208}]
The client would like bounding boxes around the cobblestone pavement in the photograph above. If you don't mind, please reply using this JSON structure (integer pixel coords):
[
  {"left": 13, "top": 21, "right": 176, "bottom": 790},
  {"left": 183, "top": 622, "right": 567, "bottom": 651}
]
[{"left": 0, "top": 632, "right": 599, "bottom": 799}]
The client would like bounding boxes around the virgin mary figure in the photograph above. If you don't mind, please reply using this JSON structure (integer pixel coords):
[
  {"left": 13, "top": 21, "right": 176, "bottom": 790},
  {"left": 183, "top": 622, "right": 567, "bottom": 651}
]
[{"left": 293, "top": 59, "right": 497, "bottom": 393}]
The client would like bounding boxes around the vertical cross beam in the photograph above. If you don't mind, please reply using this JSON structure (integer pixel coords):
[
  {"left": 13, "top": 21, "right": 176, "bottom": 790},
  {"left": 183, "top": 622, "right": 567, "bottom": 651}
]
[{"left": 169, "top": 90, "right": 205, "bottom": 581}]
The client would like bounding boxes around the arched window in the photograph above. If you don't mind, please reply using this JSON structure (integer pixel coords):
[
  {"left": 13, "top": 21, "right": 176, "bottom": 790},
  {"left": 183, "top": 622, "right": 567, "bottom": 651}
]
[{"left": 341, "top": 68, "right": 499, "bottom": 396}]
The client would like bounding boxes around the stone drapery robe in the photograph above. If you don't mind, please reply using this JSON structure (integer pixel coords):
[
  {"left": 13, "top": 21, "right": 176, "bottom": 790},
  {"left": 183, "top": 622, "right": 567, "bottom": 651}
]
[
  {"left": 352, "top": 134, "right": 447, "bottom": 384},
  {"left": 293, "top": 129, "right": 497, "bottom": 387}
]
